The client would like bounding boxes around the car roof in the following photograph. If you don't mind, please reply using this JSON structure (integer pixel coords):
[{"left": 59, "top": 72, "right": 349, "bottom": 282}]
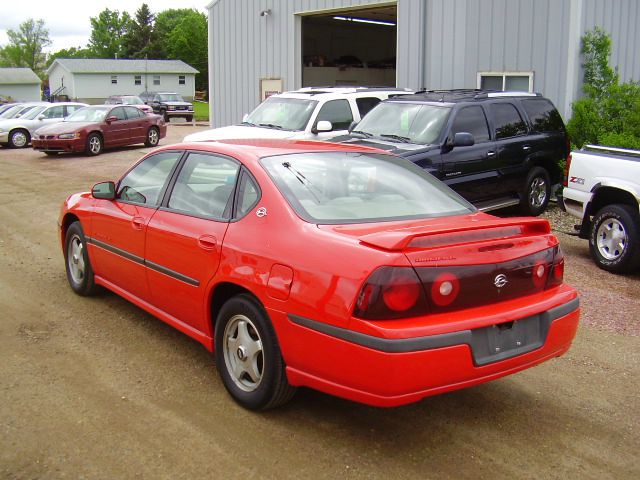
[
  {"left": 161, "top": 139, "right": 389, "bottom": 163},
  {"left": 386, "top": 89, "right": 542, "bottom": 104},
  {"left": 275, "top": 86, "right": 413, "bottom": 101}
]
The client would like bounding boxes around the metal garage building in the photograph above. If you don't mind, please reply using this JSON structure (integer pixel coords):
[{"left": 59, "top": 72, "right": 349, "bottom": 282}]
[{"left": 206, "top": 0, "right": 640, "bottom": 127}]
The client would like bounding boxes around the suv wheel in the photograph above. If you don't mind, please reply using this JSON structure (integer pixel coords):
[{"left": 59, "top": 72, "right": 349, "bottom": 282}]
[
  {"left": 521, "top": 166, "right": 550, "bottom": 216},
  {"left": 160, "top": 109, "right": 169, "bottom": 122},
  {"left": 589, "top": 204, "right": 640, "bottom": 274}
]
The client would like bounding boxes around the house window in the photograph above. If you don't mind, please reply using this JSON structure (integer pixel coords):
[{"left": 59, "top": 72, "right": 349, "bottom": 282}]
[
  {"left": 135, "top": 75, "right": 142, "bottom": 85},
  {"left": 111, "top": 75, "right": 118, "bottom": 84},
  {"left": 178, "top": 75, "right": 186, "bottom": 85},
  {"left": 153, "top": 75, "right": 161, "bottom": 86},
  {"left": 477, "top": 72, "right": 533, "bottom": 92}
]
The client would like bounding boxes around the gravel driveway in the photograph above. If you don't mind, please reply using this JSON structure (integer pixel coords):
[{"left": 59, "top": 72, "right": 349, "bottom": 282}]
[{"left": 0, "top": 127, "right": 638, "bottom": 479}]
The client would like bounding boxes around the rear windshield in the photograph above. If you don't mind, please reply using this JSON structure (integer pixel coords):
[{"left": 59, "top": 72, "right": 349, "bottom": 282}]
[
  {"left": 261, "top": 152, "right": 473, "bottom": 224},
  {"left": 521, "top": 99, "right": 565, "bottom": 132}
]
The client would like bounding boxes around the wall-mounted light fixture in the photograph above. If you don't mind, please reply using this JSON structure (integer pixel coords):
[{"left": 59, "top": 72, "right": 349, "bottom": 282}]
[
  {"left": 260, "top": 9, "right": 271, "bottom": 17},
  {"left": 333, "top": 15, "right": 396, "bottom": 27}
]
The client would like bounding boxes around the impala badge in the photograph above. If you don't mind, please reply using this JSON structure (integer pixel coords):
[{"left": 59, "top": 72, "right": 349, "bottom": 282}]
[
  {"left": 494, "top": 274, "right": 508, "bottom": 289},
  {"left": 256, "top": 207, "right": 268, "bottom": 218}
]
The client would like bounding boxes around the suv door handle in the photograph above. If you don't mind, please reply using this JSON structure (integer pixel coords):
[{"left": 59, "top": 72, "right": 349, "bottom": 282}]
[{"left": 487, "top": 151, "right": 496, "bottom": 157}]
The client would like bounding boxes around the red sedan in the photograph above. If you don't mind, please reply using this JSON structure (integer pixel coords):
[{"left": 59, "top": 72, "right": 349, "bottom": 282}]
[
  {"left": 32, "top": 105, "right": 166, "bottom": 156},
  {"left": 59, "top": 140, "right": 579, "bottom": 410}
]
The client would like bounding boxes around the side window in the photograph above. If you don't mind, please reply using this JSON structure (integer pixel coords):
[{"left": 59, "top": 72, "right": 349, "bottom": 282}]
[
  {"left": 168, "top": 153, "right": 240, "bottom": 219},
  {"left": 124, "top": 106, "right": 143, "bottom": 119},
  {"left": 316, "top": 100, "right": 354, "bottom": 130},
  {"left": 355, "top": 97, "right": 381, "bottom": 118},
  {"left": 450, "top": 106, "right": 490, "bottom": 143},
  {"left": 117, "top": 151, "right": 182, "bottom": 206},
  {"left": 65, "top": 105, "right": 82, "bottom": 116},
  {"left": 111, "top": 107, "right": 127, "bottom": 121},
  {"left": 43, "top": 105, "right": 65, "bottom": 119},
  {"left": 490, "top": 103, "right": 527, "bottom": 139},
  {"left": 521, "top": 99, "right": 564, "bottom": 133},
  {"left": 236, "top": 172, "right": 260, "bottom": 217}
]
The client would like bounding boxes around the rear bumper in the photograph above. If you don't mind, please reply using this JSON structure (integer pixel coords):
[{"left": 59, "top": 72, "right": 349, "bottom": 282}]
[{"left": 276, "top": 296, "right": 579, "bottom": 407}]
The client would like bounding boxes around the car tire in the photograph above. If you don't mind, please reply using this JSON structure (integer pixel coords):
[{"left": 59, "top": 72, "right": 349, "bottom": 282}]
[
  {"left": 145, "top": 126, "right": 160, "bottom": 147},
  {"left": 86, "top": 133, "right": 103, "bottom": 156},
  {"left": 160, "top": 109, "right": 169, "bottom": 122},
  {"left": 521, "top": 166, "right": 551, "bottom": 216},
  {"left": 64, "top": 222, "right": 99, "bottom": 296},
  {"left": 215, "top": 294, "right": 296, "bottom": 410},
  {"left": 44, "top": 151, "right": 58, "bottom": 157},
  {"left": 8, "top": 129, "right": 30, "bottom": 148},
  {"left": 589, "top": 204, "right": 640, "bottom": 274}
]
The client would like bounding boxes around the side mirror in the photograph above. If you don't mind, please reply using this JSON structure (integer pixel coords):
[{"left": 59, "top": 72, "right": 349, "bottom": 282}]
[
  {"left": 348, "top": 121, "right": 358, "bottom": 133},
  {"left": 37, "top": 114, "right": 45, "bottom": 121},
  {"left": 452, "top": 132, "right": 475, "bottom": 147},
  {"left": 314, "top": 120, "right": 333, "bottom": 133},
  {"left": 106, "top": 116, "right": 117, "bottom": 123},
  {"left": 92, "top": 181, "right": 116, "bottom": 200}
]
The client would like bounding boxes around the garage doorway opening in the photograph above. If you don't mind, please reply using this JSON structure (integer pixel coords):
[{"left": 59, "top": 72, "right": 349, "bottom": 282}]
[{"left": 301, "top": 4, "right": 397, "bottom": 88}]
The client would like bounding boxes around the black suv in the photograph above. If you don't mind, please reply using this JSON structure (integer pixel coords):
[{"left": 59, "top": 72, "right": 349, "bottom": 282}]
[
  {"left": 139, "top": 91, "right": 194, "bottom": 122},
  {"left": 332, "top": 89, "right": 569, "bottom": 215}
]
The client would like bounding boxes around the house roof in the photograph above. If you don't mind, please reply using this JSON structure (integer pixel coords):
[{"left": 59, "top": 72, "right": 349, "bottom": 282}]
[
  {"left": 47, "top": 59, "right": 199, "bottom": 76},
  {"left": 0, "top": 68, "right": 41, "bottom": 85}
]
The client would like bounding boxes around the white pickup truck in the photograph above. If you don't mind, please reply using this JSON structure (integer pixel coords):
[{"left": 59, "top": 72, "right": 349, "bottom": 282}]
[{"left": 562, "top": 145, "right": 640, "bottom": 273}]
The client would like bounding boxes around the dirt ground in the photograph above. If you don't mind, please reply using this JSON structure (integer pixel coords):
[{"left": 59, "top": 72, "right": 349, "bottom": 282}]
[{"left": 0, "top": 126, "right": 638, "bottom": 479}]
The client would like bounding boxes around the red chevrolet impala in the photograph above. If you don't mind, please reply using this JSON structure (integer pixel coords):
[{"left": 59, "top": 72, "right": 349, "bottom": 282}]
[
  {"left": 32, "top": 105, "right": 166, "bottom": 156},
  {"left": 59, "top": 139, "right": 579, "bottom": 410}
]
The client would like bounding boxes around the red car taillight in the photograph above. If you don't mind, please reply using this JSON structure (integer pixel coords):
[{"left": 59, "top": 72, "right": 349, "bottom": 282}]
[
  {"left": 354, "top": 267, "right": 428, "bottom": 319},
  {"left": 546, "top": 246, "right": 564, "bottom": 289},
  {"left": 563, "top": 153, "right": 572, "bottom": 187}
]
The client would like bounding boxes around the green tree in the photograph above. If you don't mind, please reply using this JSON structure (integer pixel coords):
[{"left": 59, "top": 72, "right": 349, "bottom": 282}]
[
  {"left": 567, "top": 28, "right": 640, "bottom": 150},
  {"left": 87, "top": 9, "right": 132, "bottom": 58},
  {"left": 166, "top": 10, "right": 208, "bottom": 90},
  {"left": 46, "top": 46, "right": 92, "bottom": 67},
  {"left": 122, "top": 3, "right": 158, "bottom": 59},
  {"left": 0, "top": 18, "right": 51, "bottom": 77}
]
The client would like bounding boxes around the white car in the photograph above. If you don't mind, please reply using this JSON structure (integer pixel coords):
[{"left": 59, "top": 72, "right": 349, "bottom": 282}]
[
  {"left": 0, "top": 102, "right": 88, "bottom": 148},
  {"left": 184, "top": 87, "right": 413, "bottom": 142}
]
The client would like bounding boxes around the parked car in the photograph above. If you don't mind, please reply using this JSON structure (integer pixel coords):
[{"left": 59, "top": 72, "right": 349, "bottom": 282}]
[
  {"left": 562, "top": 144, "right": 640, "bottom": 273},
  {"left": 0, "top": 102, "right": 87, "bottom": 148},
  {"left": 183, "top": 86, "right": 414, "bottom": 142},
  {"left": 0, "top": 103, "right": 19, "bottom": 116},
  {"left": 59, "top": 139, "right": 579, "bottom": 410},
  {"left": 139, "top": 91, "right": 193, "bottom": 122},
  {"left": 332, "top": 89, "right": 570, "bottom": 216},
  {"left": 32, "top": 105, "right": 166, "bottom": 156},
  {"left": 105, "top": 95, "right": 153, "bottom": 114},
  {"left": 0, "top": 101, "right": 49, "bottom": 120}
]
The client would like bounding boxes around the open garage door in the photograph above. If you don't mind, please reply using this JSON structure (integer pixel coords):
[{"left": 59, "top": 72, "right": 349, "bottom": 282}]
[{"left": 301, "top": 4, "right": 397, "bottom": 88}]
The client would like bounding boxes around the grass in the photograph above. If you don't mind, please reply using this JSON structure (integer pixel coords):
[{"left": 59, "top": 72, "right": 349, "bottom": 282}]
[{"left": 193, "top": 101, "right": 209, "bottom": 121}]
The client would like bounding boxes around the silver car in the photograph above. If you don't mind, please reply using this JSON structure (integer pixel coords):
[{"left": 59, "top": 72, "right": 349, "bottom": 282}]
[{"left": 0, "top": 102, "right": 88, "bottom": 148}]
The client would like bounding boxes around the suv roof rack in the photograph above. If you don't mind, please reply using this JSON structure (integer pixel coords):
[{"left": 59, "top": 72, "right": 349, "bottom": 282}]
[
  {"left": 407, "top": 89, "right": 542, "bottom": 102},
  {"left": 293, "top": 86, "right": 412, "bottom": 96}
]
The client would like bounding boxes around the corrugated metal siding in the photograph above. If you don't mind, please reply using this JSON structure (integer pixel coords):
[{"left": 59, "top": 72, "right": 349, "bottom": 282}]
[
  {"left": 209, "top": 0, "right": 396, "bottom": 127},
  {"left": 581, "top": 0, "right": 640, "bottom": 83},
  {"left": 396, "top": 0, "right": 425, "bottom": 89}
]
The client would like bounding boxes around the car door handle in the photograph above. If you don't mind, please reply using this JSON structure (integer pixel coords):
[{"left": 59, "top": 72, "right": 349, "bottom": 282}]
[
  {"left": 131, "top": 216, "right": 145, "bottom": 230},
  {"left": 197, "top": 235, "right": 217, "bottom": 251},
  {"left": 522, "top": 145, "right": 531, "bottom": 151},
  {"left": 487, "top": 151, "right": 496, "bottom": 157}
]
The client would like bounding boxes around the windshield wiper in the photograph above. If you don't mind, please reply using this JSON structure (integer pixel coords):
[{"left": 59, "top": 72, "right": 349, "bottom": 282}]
[
  {"left": 379, "top": 134, "right": 411, "bottom": 143},
  {"left": 258, "top": 123, "right": 284, "bottom": 130},
  {"left": 282, "top": 161, "right": 323, "bottom": 203},
  {"left": 350, "top": 130, "right": 373, "bottom": 138},
  {"left": 240, "top": 121, "right": 257, "bottom": 126}
]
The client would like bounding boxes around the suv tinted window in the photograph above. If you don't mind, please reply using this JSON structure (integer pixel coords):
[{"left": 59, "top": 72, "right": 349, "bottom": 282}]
[
  {"left": 521, "top": 99, "right": 564, "bottom": 132},
  {"left": 490, "top": 103, "right": 527, "bottom": 139},
  {"left": 451, "top": 106, "right": 490, "bottom": 143},
  {"left": 355, "top": 97, "right": 381, "bottom": 117},
  {"left": 316, "top": 99, "right": 353, "bottom": 130}
]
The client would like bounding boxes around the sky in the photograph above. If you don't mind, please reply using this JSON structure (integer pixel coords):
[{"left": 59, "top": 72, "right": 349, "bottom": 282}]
[{"left": 0, "top": 0, "right": 209, "bottom": 53}]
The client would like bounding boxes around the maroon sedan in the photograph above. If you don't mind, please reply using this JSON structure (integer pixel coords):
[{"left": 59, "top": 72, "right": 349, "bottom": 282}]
[{"left": 32, "top": 105, "right": 167, "bottom": 156}]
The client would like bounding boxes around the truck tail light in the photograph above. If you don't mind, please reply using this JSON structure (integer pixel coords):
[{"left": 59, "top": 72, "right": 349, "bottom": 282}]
[{"left": 563, "top": 153, "right": 572, "bottom": 187}]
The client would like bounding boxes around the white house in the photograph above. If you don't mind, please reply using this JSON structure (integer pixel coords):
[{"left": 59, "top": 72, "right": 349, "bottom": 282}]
[
  {"left": 47, "top": 59, "right": 199, "bottom": 103},
  {"left": 0, "top": 68, "right": 41, "bottom": 102}
]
